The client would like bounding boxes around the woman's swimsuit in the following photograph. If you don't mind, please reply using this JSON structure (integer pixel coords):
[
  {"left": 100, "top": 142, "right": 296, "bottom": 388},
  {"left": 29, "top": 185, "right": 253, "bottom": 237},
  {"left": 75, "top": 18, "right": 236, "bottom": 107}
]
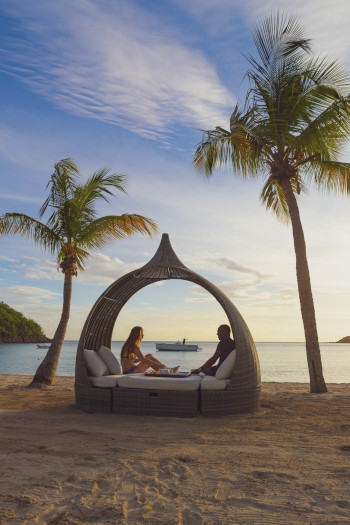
[
  {"left": 122, "top": 352, "right": 137, "bottom": 374},
  {"left": 123, "top": 365, "right": 137, "bottom": 374}
]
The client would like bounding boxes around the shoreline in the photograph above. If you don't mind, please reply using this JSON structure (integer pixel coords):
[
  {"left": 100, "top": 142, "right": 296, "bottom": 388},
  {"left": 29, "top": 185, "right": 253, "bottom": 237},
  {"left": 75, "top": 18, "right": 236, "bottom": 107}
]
[
  {"left": 1, "top": 376, "right": 350, "bottom": 524},
  {"left": 1, "top": 372, "right": 349, "bottom": 384}
]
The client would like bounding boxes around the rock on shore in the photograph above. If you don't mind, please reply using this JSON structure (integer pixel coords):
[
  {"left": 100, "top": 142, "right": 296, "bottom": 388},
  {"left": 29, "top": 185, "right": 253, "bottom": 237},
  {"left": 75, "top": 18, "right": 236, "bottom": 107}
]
[{"left": 336, "top": 336, "right": 350, "bottom": 343}]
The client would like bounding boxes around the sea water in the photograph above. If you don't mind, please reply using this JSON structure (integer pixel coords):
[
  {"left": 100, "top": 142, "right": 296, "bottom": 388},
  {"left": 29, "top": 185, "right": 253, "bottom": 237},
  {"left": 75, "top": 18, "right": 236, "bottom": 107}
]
[{"left": 0, "top": 341, "right": 349, "bottom": 383}]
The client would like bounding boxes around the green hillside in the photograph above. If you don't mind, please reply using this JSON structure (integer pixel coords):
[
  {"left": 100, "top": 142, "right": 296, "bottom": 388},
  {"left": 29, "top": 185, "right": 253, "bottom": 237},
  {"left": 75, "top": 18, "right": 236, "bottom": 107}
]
[{"left": 0, "top": 302, "right": 50, "bottom": 344}]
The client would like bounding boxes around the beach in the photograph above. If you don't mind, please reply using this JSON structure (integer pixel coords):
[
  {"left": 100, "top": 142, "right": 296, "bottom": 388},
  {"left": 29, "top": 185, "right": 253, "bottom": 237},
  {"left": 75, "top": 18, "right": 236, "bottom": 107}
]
[{"left": 0, "top": 375, "right": 349, "bottom": 524}]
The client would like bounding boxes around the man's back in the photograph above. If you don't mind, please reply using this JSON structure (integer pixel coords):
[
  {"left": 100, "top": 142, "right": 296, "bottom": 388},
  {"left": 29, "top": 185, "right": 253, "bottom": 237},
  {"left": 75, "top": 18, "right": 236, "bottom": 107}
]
[{"left": 217, "top": 337, "right": 235, "bottom": 367}]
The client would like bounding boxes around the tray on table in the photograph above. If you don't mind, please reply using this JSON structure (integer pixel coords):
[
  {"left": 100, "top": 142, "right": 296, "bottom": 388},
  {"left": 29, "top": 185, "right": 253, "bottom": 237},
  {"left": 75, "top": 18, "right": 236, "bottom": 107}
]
[{"left": 144, "top": 371, "right": 190, "bottom": 378}]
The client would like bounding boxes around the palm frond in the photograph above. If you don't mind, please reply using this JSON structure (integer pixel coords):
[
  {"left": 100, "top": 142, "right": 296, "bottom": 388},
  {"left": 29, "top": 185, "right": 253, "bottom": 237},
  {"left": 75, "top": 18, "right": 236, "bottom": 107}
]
[
  {"left": 291, "top": 94, "right": 350, "bottom": 159},
  {"left": 193, "top": 127, "right": 232, "bottom": 176},
  {"left": 260, "top": 177, "right": 290, "bottom": 222},
  {"left": 74, "top": 169, "right": 128, "bottom": 212},
  {"left": 0, "top": 213, "right": 61, "bottom": 254},
  {"left": 306, "top": 160, "right": 350, "bottom": 195},
  {"left": 39, "top": 158, "right": 80, "bottom": 218},
  {"left": 74, "top": 214, "right": 158, "bottom": 255},
  {"left": 252, "top": 11, "right": 311, "bottom": 71},
  {"left": 193, "top": 105, "right": 274, "bottom": 177}
]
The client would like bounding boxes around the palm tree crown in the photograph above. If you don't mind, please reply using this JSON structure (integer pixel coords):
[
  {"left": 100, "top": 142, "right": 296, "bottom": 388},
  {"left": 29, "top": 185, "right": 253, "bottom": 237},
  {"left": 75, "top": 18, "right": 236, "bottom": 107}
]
[
  {"left": 1, "top": 158, "right": 158, "bottom": 275},
  {"left": 194, "top": 12, "right": 350, "bottom": 218}
]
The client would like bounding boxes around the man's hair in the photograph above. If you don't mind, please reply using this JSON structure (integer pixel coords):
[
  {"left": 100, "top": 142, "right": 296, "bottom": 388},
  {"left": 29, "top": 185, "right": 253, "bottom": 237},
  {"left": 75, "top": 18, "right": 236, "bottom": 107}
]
[{"left": 219, "top": 324, "right": 231, "bottom": 337}]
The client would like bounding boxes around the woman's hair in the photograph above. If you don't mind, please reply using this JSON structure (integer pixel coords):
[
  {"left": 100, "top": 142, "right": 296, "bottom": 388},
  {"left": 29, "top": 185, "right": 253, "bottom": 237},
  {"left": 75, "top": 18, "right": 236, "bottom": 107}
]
[{"left": 121, "top": 326, "right": 143, "bottom": 359}]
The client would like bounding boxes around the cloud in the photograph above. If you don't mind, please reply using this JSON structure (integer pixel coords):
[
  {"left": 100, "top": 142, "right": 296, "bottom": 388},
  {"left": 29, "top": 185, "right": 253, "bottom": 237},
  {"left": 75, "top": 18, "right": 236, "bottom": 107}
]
[
  {"left": 276, "top": 288, "right": 299, "bottom": 301},
  {"left": 22, "top": 253, "right": 146, "bottom": 286},
  {"left": 218, "top": 278, "right": 268, "bottom": 298},
  {"left": 1, "top": 285, "right": 60, "bottom": 302},
  {"left": 207, "top": 256, "right": 270, "bottom": 279},
  {"left": 3, "top": 251, "right": 152, "bottom": 286},
  {"left": 0, "top": 0, "right": 234, "bottom": 140},
  {"left": 185, "top": 293, "right": 214, "bottom": 303},
  {"left": 25, "top": 260, "right": 61, "bottom": 281},
  {"left": 186, "top": 275, "right": 268, "bottom": 302},
  {"left": 0, "top": 255, "right": 19, "bottom": 263},
  {"left": 79, "top": 253, "right": 145, "bottom": 286},
  {"left": 0, "top": 190, "right": 42, "bottom": 204}
]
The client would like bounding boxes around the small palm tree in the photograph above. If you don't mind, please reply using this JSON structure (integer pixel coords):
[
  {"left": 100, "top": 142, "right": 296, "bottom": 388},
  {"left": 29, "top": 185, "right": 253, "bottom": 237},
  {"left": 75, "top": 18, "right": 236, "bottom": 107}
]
[
  {"left": 0, "top": 158, "right": 158, "bottom": 387},
  {"left": 193, "top": 12, "right": 350, "bottom": 393}
]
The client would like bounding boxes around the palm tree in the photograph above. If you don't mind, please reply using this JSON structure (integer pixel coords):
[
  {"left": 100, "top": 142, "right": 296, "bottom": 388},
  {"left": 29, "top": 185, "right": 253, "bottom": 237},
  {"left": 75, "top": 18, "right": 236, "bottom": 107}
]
[
  {"left": 0, "top": 158, "right": 158, "bottom": 387},
  {"left": 193, "top": 12, "right": 350, "bottom": 393}
]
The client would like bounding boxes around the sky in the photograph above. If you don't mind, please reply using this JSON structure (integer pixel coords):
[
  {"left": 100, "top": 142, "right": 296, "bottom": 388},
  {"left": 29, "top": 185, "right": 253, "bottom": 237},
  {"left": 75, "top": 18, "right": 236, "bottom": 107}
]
[{"left": 0, "top": 0, "right": 350, "bottom": 343}]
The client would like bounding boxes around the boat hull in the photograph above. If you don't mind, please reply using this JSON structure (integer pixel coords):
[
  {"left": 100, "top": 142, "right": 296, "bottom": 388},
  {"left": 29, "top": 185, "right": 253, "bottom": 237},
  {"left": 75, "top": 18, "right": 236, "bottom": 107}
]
[{"left": 156, "top": 343, "right": 198, "bottom": 351}]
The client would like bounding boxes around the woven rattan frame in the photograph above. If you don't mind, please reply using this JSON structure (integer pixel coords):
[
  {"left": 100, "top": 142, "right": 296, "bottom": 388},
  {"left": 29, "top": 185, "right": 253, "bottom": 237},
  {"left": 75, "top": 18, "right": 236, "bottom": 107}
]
[{"left": 75, "top": 234, "right": 261, "bottom": 415}]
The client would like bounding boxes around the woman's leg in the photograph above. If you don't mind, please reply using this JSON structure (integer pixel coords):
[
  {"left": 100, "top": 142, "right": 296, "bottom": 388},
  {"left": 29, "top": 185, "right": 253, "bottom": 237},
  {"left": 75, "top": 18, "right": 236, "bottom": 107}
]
[
  {"left": 145, "top": 353, "right": 163, "bottom": 366},
  {"left": 146, "top": 354, "right": 180, "bottom": 373},
  {"left": 132, "top": 354, "right": 164, "bottom": 373},
  {"left": 133, "top": 361, "right": 150, "bottom": 373},
  {"left": 145, "top": 354, "right": 180, "bottom": 372},
  {"left": 133, "top": 354, "right": 179, "bottom": 373}
]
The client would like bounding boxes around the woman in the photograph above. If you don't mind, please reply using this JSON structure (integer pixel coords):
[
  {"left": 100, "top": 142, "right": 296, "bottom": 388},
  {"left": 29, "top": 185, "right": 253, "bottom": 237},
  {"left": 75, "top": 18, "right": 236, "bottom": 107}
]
[{"left": 121, "top": 326, "right": 179, "bottom": 374}]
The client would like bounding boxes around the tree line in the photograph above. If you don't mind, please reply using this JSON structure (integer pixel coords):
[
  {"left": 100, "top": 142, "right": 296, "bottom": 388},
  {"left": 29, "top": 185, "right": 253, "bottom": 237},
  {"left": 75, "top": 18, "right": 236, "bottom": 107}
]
[{"left": 0, "top": 302, "right": 49, "bottom": 344}]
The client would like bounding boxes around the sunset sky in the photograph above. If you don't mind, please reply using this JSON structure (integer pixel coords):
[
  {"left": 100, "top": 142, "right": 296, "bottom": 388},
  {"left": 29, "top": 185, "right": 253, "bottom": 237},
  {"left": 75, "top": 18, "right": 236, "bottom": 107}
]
[{"left": 0, "top": 0, "right": 350, "bottom": 342}]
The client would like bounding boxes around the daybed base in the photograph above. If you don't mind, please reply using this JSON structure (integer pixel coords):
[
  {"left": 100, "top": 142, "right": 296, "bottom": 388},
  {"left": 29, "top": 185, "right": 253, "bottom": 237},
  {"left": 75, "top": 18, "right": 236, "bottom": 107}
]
[
  {"left": 112, "top": 387, "right": 199, "bottom": 418},
  {"left": 75, "top": 384, "right": 261, "bottom": 417},
  {"left": 200, "top": 387, "right": 261, "bottom": 417},
  {"left": 75, "top": 384, "right": 112, "bottom": 413}
]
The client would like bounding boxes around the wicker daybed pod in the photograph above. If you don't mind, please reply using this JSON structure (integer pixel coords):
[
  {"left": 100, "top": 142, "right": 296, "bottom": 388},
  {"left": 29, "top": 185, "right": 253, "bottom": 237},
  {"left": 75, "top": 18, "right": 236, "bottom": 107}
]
[{"left": 75, "top": 234, "right": 261, "bottom": 417}]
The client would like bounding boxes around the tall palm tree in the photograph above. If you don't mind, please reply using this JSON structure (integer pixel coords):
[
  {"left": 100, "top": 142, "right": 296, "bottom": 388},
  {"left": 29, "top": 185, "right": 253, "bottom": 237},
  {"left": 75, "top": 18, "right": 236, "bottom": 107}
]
[
  {"left": 193, "top": 12, "right": 350, "bottom": 393},
  {"left": 0, "top": 158, "right": 158, "bottom": 387}
]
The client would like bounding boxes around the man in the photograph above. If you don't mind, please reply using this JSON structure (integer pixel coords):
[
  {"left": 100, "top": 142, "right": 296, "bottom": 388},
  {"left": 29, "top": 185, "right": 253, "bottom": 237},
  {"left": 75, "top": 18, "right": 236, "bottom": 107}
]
[{"left": 191, "top": 324, "right": 235, "bottom": 375}]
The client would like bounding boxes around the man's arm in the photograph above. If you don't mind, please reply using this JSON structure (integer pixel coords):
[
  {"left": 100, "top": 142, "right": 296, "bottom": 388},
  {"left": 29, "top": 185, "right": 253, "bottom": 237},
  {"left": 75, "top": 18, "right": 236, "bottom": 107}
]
[{"left": 191, "top": 349, "right": 221, "bottom": 374}]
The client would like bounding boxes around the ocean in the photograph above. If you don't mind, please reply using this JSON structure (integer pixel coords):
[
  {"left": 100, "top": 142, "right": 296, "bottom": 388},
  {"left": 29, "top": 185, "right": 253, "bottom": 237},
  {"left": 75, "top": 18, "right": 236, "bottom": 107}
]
[{"left": 0, "top": 341, "right": 349, "bottom": 383}]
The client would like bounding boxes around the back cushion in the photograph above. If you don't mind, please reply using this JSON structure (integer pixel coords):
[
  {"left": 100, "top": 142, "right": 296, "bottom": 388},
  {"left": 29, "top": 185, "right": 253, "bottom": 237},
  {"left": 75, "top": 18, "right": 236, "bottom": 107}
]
[
  {"left": 215, "top": 349, "right": 237, "bottom": 380},
  {"left": 98, "top": 345, "right": 121, "bottom": 375},
  {"left": 84, "top": 349, "right": 109, "bottom": 378}
]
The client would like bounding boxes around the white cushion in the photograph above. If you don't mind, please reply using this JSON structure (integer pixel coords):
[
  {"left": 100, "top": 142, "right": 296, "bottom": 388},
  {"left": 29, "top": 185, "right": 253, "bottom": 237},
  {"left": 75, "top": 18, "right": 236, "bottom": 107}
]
[
  {"left": 84, "top": 349, "right": 109, "bottom": 378},
  {"left": 200, "top": 376, "right": 229, "bottom": 390},
  {"left": 88, "top": 374, "right": 123, "bottom": 388},
  {"left": 117, "top": 374, "right": 202, "bottom": 391},
  {"left": 215, "top": 349, "right": 237, "bottom": 380},
  {"left": 98, "top": 345, "right": 121, "bottom": 375}
]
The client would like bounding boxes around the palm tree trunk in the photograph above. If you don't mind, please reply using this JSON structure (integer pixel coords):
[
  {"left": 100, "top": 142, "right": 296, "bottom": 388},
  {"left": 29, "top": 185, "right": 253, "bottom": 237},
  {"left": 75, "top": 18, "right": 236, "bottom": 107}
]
[
  {"left": 280, "top": 177, "right": 327, "bottom": 393},
  {"left": 29, "top": 272, "right": 72, "bottom": 387}
]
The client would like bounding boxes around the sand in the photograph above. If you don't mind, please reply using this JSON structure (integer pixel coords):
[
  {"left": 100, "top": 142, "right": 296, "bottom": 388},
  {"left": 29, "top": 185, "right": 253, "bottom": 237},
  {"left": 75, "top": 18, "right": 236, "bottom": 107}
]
[{"left": 0, "top": 375, "right": 349, "bottom": 525}]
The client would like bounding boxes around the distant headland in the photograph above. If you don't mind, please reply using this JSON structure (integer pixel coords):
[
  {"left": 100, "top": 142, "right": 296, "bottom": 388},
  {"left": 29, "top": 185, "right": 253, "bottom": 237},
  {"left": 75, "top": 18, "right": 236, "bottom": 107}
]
[
  {"left": 336, "top": 336, "right": 350, "bottom": 343},
  {"left": 0, "top": 302, "right": 50, "bottom": 344}
]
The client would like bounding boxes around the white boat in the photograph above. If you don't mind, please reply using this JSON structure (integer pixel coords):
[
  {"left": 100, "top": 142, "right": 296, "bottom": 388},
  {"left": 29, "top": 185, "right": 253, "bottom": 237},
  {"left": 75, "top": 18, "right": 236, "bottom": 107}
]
[
  {"left": 156, "top": 340, "right": 198, "bottom": 351},
  {"left": 36, "top": 343, "right": 50, "bottom": 349}
]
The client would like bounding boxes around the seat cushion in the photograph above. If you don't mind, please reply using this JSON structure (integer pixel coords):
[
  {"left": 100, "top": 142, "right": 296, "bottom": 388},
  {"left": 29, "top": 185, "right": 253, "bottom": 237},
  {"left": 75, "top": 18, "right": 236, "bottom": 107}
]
[
  {"left": 84, "top": 349, "right": 109, "bottom": 377},
  {"left": 200, "top": 375, "right": 229, "bottom": 390},
  {"left": 89, "top": 374, "right": 123, "bottom": 388},
  {"left": 117, "top": 374, "right": 202, "bottom": 391},
  {"left": 98, "top": 345, "right": 121, "bottom": 375},
  {"left": 215, "top": 349, "right": 237, "bottom": 379}
]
